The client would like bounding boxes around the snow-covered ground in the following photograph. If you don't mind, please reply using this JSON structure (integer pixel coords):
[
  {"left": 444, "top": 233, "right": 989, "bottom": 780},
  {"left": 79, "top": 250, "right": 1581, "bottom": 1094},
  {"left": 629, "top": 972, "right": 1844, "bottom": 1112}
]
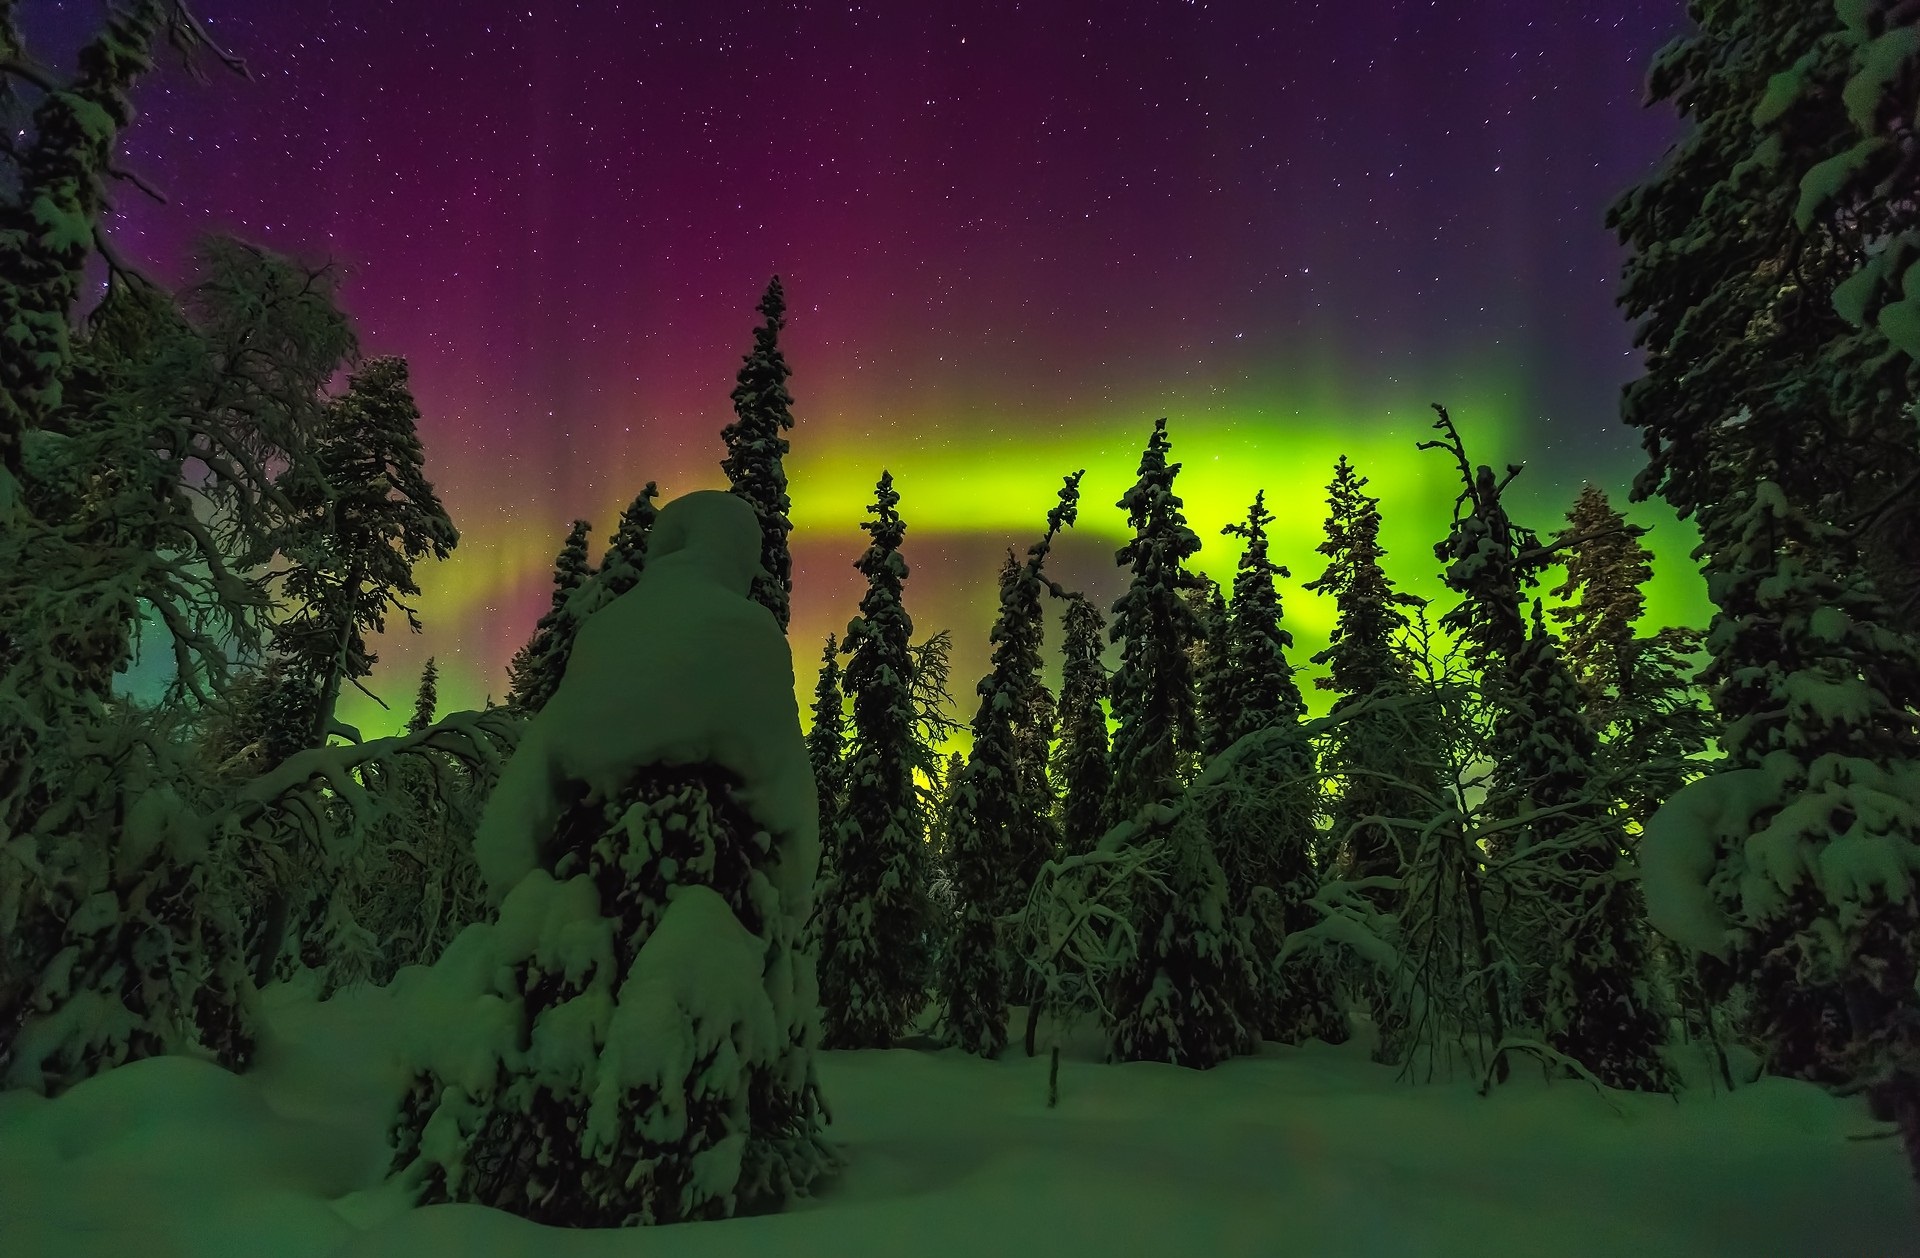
[{"left": 1, "top": 976, "right": 1911, "bottom": 1258}]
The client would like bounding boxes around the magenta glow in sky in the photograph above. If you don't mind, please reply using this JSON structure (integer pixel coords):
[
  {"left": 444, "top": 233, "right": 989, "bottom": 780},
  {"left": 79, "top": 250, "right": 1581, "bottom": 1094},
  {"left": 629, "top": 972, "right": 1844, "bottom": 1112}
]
[{"left": 56, "top": 0, "right": 1699, "bottom": 725}]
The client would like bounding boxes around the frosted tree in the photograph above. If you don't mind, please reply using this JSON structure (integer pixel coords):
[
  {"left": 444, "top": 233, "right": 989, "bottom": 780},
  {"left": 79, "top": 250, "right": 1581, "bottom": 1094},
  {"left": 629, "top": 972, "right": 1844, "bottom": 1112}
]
[
  {"left": 1104, "top": 418, "right": 1204, "bottom": 827},
  {"left": 1105, "top": 789, "right": 1262, "bottom": 1069},
  {"left": 1218, "top": 490, "right": 1306, "bottom": 745},
  {"left": 1303, "top": 457, "right": 1428, "bottom": 889},
  {"left": 1190, "top": 579, "right": 1234, "bottom": 762},
  {"left": 1, "top": 26, "right": 355, "bottom": 1089},
  {"left": 817, "top": 472, "right": 933, "bottom": 1047},
  {"left": 505, "top": 518, "right": 593, "bottom": 715},
  {"left": 387, "top": 491, "right": 833, "bottom": 1225},
  {"left": 1054, "top": 594, "right": 1111, "bottom": 856},
  {"left": 940, "top": 474, "right": 1083, "bottom": 1057},
  {"left": 0, "top": 0, "right": 243, "bottom": 507},
  {"left": 408, "top": 657, "right": 439, "bottom": 734},
  {"left": 1610, "top": 0, "right": 1920, "bottom": 651},
  {"left": 721, "top": 276, "right": 797, "bottom": 631},
  {"left": 1548, "top": 484, "right": 1712, "bottom": 832},
  {"left": 805, "top": 633, "right": 847, "bottom": 887},
  {"left": 1425, "top": 408, "right": 1670, "bottom": 1092},
  {"left": 272, "top": 355, "right": 459, "bottom": 744},
  {"left": 585, "top": 481, "right": 660, "bottom": 609},
  {"left": 1644, "top": 481, "right": 1920, "bottom": 1099}
]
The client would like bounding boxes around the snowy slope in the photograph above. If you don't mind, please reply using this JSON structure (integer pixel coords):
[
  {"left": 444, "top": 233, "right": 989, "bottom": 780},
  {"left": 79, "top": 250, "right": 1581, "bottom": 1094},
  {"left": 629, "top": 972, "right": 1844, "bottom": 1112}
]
[{"left": 1, "top": 974, "right": 1910, "bottom": 1258}]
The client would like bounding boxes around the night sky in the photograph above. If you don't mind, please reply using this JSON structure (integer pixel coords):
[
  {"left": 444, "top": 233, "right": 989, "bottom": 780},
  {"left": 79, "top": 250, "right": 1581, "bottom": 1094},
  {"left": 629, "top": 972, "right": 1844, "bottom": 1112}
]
[{"left": 42, "top": 0, "right": 1704, "bottom": 729}]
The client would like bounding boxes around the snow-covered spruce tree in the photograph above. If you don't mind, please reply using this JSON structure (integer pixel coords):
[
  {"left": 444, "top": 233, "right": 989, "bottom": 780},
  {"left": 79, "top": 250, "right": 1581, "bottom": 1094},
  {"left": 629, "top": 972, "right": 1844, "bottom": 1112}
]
[
  {"left": 408, "top": 657, "right": 440, "bottom": 734},
  {"left": 721, "top": 276, "right": 797, "bottom": 631},
  {"left": 1500, "top": 603, "right": 1673, "bottom": 1092},
  {"left": 1104, "top": 790, "right": 1262, "bottom": 1069},
  {"left": 387, "top": 492, "right": 832, "bottom": 1226},
  {"left": 1218, "top": 490, "right": 1307, "bottom": 745},
  {"left": 1610, "top": 0, "right": 1920, "bottom": 669},
  {"left": 805, "top": 633, "right": 847, "bottom": 888},
  {"left": 581, "top": 481, "right": 661, "bottom": 614},
  {"left": 1103, "top": 418, "right": 1205, "bottom": 828},
  {"left": 1012, "top": 672, "right": 1061, "bottom": 896},
  {"left": 1302, "top": 456, "right": 1429, "bottom": 890},
  {"left": 1644, "top": 481, "right": 1920, "bottom": 1094},
  {"left": 505, "top": 518, "right": 594, "bottom": 715},
  {"left": 1424, "top": 408, "right": 1670, "bottom": 1091},
  {"left": 939, "top": 475, "right": 1083, "bottom": 1057},
  {"left": 817, "top": 472, "right": 934, "bottom": 1047},
  {"left": 1055, "top": 594, "right": 1112, "bottom": 857},
  {"left": 272, "top": 355, "right": 459, "bottom": 745},
  {"left": 1204, "top": 489, "right": 1342, "bottom": 1045},
  {"left": 1547, "top": 484, "right": 1712, "bottom": 833},
  {"left": 1190, "top": 579, "right": 1234, "bottom": 762}
]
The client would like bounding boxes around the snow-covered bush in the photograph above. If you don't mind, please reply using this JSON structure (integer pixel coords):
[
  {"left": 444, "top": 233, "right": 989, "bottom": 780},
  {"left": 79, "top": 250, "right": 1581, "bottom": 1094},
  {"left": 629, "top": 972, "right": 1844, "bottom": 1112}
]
[{"left": 387, "top": 491, "right": 833, "bottom": 1226}]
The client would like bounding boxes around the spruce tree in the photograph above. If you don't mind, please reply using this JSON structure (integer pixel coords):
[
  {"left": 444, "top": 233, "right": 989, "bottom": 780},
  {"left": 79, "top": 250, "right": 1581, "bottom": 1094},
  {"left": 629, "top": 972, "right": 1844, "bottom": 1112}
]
[
  {"left": 1302, "top": 457, "right": 1427, "bottom": 887},
  {"left": 1218, "top": 490, "right": 1306, "bottom": 746},
  {"left": 274, "top": 355, "right": 459, "bottom": 744},
  {"left": 592, "top": 481, "right": 661, "bottom": 605},
  {"left": 1425, "top": 408, "right": 1670, "bottom": 1092},
  {"left": 806, "top": 633, "right": 847, "bottom": 886},
  {"left": 1610, "top": 0, "right": 1920, "bottom": 692},
  {"left": 505, "top": 518, "right": 593, "bottom": 715},
  {"left": 1548, "top": 484, "right": 1712, "bottom": 833},
  {"left": 1190, "top": 580, "right": 1234, "bottom": 762},
  {"left": 939, "top": 474, "right": 1083, "bottom": 1057},
  {"left": 1105, "top": 767, "right": 1262, "bottom": 1069},
  {"left": 1204, "top": 490, "right": 1338, "bottom": 1045},
  {"left": 388, "top": 491, "right": 832, "bottom": 1225},
  {"left": 407, "top": 657, "right": 439, "bottom": 734},
  {"left": 1504, "top": 603, "right": 1673, "bottom": 1092},
  {"left": 1104, "top": 418, "right": 1204, "bottom": 827},
  {"left": 1055, "top": 594, "right": 1112, "bottom": 856},
  {"left": 1647, "top": 481, "right": 1920, "bottom": 1090},
  {"left": 721, "top": 276, "right": 796, "bottom": 631},
  {"left": 818, "top": 472, "right": 932, "bottom": 1047}
]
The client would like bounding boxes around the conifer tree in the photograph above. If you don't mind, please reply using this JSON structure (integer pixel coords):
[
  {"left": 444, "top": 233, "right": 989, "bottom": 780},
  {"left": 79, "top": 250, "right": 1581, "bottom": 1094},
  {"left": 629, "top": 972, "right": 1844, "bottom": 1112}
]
[
  {"left": 721, "top": 276, "right": 796, "bottom": 630},
  {"left": 1012, "top": 676, "right": 1061, "bottom": 884},
  {"left": 1190, "top": 580, "right": 1234, "bottom": 761},
  {"left": 1647, "top": 481, "right": 1920, "bottom": 1091},
  {"left": 407, "top": 657, "right": 439, "bottom": 734},
  {"left": 1610, "top": 0, "right": 1920, "bottom": 690},
  {"left": 1424, "top": 408, "right": 1670, "bottom": 1092},
  {"left": 1104, "top": 419, "right": 1204, "bottom": 827},
  {"left": 388, "top": 491, "right": 832, "bottom": 1225},
  {"left": 1303, "top": 457, "right": 1427, "bottom": 888},
  {"left": 1504, "top": 603, "right": 1673, "bottom": 1092},
  {"left": 1218, "top": 490, "right": 1306, "bottom": 747},
  {"left": 1548, "top": 484, "right": 1712, "bottom": 832},
  {"left": 806, "top": 633, "right": 847, "bottom": 885},
  {"left": 1198, "top": 490, "right": 1338, "bottom": 1045},
  {"left": 818, "top": 472, "right": 932, "bottom": 1047},
  {"left": 274, "top": 355, "right": 459, "bottom": 743},
  {"left": 1055, "top": 594, "right": 1112, "bottom": 856},
  {"left": 940, "top": 474, "right": 1083, "bottom": 1057},
  {"left": 505, "top": 518, "right": 593, "bottom": 715},
  {"left": 592, "top": 482, "right": 661, "bottom": 605},
  {"left": 1105, "top": 764, "right": 1262, "bottom": 1069}
]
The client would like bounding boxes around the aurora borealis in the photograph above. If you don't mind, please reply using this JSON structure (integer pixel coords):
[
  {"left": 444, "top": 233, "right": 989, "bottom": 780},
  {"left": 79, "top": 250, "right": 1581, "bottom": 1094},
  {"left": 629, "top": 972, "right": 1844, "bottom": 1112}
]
[{"left": 50, "top": 0, "right": 1706, "bottom": 728}]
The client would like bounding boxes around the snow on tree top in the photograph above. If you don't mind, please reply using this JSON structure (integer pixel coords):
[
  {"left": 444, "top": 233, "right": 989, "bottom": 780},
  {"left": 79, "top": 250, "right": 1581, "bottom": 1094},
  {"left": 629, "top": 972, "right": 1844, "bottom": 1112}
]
[{"left": 474, "top": 490, "right": 817, "bottom": 911}]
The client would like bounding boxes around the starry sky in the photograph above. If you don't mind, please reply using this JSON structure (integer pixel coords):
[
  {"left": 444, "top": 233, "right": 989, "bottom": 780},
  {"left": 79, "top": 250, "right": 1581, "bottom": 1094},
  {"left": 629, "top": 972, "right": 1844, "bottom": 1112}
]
[{"left": 42, "top": 0, "right": 1704, "bottom": 730}]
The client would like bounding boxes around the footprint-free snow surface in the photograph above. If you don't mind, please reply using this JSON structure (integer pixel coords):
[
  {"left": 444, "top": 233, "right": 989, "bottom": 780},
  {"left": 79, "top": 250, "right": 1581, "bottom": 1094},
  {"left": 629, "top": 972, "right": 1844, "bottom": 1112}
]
[{"left": 1, "top": 976, "right": 1911, "bottom": 1258}]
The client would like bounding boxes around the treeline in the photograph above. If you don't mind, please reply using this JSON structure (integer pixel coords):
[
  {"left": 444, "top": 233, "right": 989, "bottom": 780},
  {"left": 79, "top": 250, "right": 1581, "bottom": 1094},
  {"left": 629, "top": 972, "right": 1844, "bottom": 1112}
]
[{"left": 783, "top": 404, "right": 1715, "bottom": 1095}]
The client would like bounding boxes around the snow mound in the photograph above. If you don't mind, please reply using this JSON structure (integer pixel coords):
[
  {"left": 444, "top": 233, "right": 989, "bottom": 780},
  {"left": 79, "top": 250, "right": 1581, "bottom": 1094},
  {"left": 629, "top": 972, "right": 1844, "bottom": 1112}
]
[{"left": 475, "top": 490, "right": 818, "bottom": 914}]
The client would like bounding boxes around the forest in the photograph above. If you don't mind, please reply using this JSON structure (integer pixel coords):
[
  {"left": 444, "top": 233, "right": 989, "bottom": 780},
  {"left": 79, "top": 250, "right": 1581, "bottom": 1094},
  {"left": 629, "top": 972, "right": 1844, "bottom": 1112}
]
[{"left": 1, "top": 1, "right": 1917, "bottom": 1255}]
